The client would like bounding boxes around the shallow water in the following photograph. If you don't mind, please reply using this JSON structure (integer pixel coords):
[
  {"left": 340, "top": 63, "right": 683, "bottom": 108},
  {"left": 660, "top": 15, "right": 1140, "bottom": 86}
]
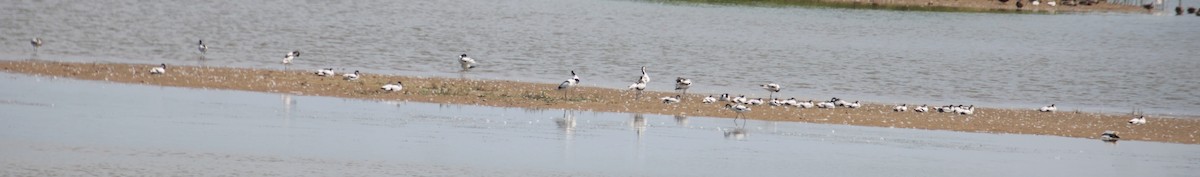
[
  {"left": 0, "top": 0, "right": 1198, "bottom": 116},
  {"left": 2, "top": 73, "right": 1198, "bottom": 176}
]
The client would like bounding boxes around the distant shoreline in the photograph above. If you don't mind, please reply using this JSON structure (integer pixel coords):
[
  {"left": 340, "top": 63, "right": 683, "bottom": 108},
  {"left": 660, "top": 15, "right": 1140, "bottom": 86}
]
[
  {"left": 2, "top": 60, "right": 1196, "bottom": 144},
  {"left": 667, "top": 0, "right": 1148, "bottom": 14}
]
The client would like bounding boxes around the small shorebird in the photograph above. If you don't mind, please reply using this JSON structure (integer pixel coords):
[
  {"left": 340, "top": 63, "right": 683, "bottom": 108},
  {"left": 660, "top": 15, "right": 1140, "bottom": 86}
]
[
  {"left": 914, "top": 104, "right": 929, "bottom": 112},
  {"left": 661, "top": 95, "right": 681, "bottom": 104},
  {"left": 732, "top": 95, "right": 747, "bottom": 104},
  {"left": 381, "top": 81, "right": 404, "bottom": 92},
  {"left": 1129, "top": 116, "right": 1147, "bottom": 125},
  {"left": 282, "top": 50, "right": 300, "bottom": 64},
  {"left": 637, "top": 66, "right": 649, "bottom": 84},
  {"left": 718, "top": 93, "right": 731, "bottom": 102},
  {"left": 832, "top": 97, "right": 849, "bottom": 107},
  {"left": 846, "top": 101, "right": 861, "bottom": 108},
  {"left": 1100, "top": 131, "right": 1120, "bottom": 142},
  {"left": 1031, "top": 0, "right": 1040, "bottom": 6},
  {"left": 1039, "top": 104, "right": 1057, "bottom": 112},
  {"left": 702, "top": 95, "right": 717, "bottom": 103},
  {"left": 760, "top": 83, "right": 781, "bottom": 99},
  {"left": 558, "top": 70, "right": 580, "bottom": 97},
  {"left": 198, "top": 40, "right": 207, "bottom": 55},
  {"left": 627, "top": 82, "right": 646, "bottom": 98},
  {"left": 768, "top": 98, "right": 783, "bottom": 106},
  {"left": 315, "top": 68, "right": 335, "bottom": 76},
  {"left": 725, "top": 103, "right": 750, "bottom": 119},
  {"left": 782, "top": 98, "right": 798, "bottom": 106},
  {"left": 893, "top": 104, "right": 908, "bottom": 112},
  {"left": 675, "top": 77, "right": 692, "bottom": 95},
  {"left": 796, "top": 100, "right": 815, "bottom": 108},
  {"left": 343, "top": 70, "right": 360, "bottom": 81},
  {"left": 31, "top": 38, "right": 43, "bottom": 54},
  {"left": 1046, "top": 1, "right": 1056, "bottom": 6},
  {"left": 459, "top": 54, "right": 477, "bottom": 71},
  {"left": 959, "top": 105, "right": 975, "bottom": 115},
  {"left": 149, "top": 63, "right": 166, "bottom": 74},
  {"left": 746, "top": 98, "right": 764, "bottom": 105},
  {"left": 817, "top": 100, "right": 835, "bottom": 109}
]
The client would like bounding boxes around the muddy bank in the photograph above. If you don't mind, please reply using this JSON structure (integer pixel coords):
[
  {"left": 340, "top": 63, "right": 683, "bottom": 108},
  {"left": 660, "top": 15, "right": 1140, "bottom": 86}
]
[{"left": 1, "top": 60, "right": 1196, "bottom": 144}]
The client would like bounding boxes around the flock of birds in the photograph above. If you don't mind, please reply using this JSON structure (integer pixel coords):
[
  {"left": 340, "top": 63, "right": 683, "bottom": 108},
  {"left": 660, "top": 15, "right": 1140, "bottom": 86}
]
[{"left": 30, "top": 37, "right": 1152, "bottom": 142}]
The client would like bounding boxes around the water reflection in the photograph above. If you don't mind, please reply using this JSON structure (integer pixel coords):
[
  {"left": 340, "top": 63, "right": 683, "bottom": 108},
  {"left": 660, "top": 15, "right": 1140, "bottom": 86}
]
[
  {"left": 281, "top": 94, "right": 296, "bottom": 128},
  {"left": 723, "top": 116, "right": 748, "bottom": 140},
  {"left": 674, "top": 114, "right": 688, "bottom": 126},
  {"left": 555, "top": 109, "right": 577, "bottom": 139},
  {"left": 632, "top": 114, "right": 647, "bottom": 138}
]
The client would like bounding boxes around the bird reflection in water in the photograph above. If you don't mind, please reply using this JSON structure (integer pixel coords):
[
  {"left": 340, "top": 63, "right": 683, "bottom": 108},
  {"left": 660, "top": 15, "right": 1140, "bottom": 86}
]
[
  {"left": 632, "top": 114, "right": 647, "bottom": 138},
  {"left": 722, "top": 116, "right": 748, "bottom": 140},
  {"left": 674, "top": 114, "right": 688, "bottom": 126},
  {"left": 555, "top": 110, "right": 576, "bottom": 139},
  {"left": 281, "top": 94, "right": 296, "bottom": 127}
]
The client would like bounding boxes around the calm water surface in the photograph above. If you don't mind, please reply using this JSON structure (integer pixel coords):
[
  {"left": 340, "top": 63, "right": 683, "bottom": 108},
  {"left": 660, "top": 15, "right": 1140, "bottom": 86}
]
[
  {"left": 1, "top": 0, "right": 1198, "bottom": 116},
  {"left": 1, "top": 72, "right": 1198, "bottom": 176}
]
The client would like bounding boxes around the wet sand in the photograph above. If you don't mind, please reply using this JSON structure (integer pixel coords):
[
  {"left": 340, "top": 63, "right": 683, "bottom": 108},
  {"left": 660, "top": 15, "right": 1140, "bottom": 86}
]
[{"left": 2, "top": 60, "right": 1197, "bottom": 144}]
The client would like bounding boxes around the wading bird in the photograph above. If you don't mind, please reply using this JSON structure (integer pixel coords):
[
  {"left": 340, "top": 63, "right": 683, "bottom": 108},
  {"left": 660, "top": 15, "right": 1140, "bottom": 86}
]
[
  {"left": 459, "top": 54, "right": 477, "bottom": 71},
  {"left": 382, "top": 81, "right": 404, "bottom": 92},
  {"left": 149, "top": 63, "right": 166, "bottom": 74}
]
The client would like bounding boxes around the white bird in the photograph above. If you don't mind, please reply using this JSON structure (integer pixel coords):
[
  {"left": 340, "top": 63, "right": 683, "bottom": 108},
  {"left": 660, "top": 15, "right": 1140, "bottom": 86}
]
[
  {"left": 768, "top": 98, "right": 784, "bottom": 106},
  {"left": 726, "top": 103, "right": 751, "bottom": 119},
  {"left": 381, "top": 81, "right": 404, "bottom": 92},
  {"left": 732, "top": 95, "right": 748, "bottom": 104},
  {"left": 149, "top": 63, "right": 166, "bottom": 74},
  {"left": 959, "top": 105, "right": 975, "bottom": 115},
  {"left": 1100, "top": 131, "right": 1120, "bottom": 142},
  {"left": 782, "top": 98, "right": 799, "bottom": 106},
  {"left": 1032, "top": 0, "right": 1040, "bottom": 5},
  {"left": 746, "top": 98, "right": 764, "bottom": 105},
  {"left": 315, "top": 68, "right": 335, "bottom": 76},
  {"left": 761, "top": 83, "right": 781, "bottom": 99},
  {"left": 914, "top": 104, "right": 929, "bottom": 112},
  {"left": 661, "top": 95, "right": 681, "bottom": 104},
  {"left": 702, "top": 95, "right": 717, "bottom": 103},
  {"left": 31, "top": 38, "right": 43, "bottom": 53},
  {"left": 832, "top": 97, "right": 850, "bottom": 107},
  {"left": 282, "top": 50, "right": 300, "bottom": 64},
  {"left": 796, "top": 100, "right": 815, "bottom": 108},
  {"left": 637, "top": 66, "right": 649, "bottom": 84},
  {"left": 558, "top": 70, "right": 580, "bottom": 97},
  {"left": 675, "top": 77, "right": 692, "bottom": 95},
  {"left": 1039, "top": 104, "right": 1057, "bottom": 112},
  {"left": 894, "top": 104, "right": 908, "bottom": 112},
  {"left": 817, "top": 100, "right": 836, "bottom": 108},
  {"left": 718, "top": 93, "right": 731, "bottom": 102},
  {"left": 198, "top": 40, "right": 207, "bottom": 55},
  {"left": 627, "top": 82, "right": 646, "bottom": 98},
  {"left": 1129, "top": 116, "right": 1147, "bottom": 125},
  {"left": 1046, "top": 1, "right": 1056, "bottom": 6},
  {"left": 343, "top": 70, "right": 360, "bottom": 81},
  {"left": 846, "top": 101, "right": 862, "bottom": 108},
  {"left": 459, "top": 54, "right": 477, "bottom": 71}
]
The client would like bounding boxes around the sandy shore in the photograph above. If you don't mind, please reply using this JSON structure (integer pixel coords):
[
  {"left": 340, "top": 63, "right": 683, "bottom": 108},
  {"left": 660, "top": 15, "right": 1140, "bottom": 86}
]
[{"left": 2, "top": 60, "right": 1196, "bottom": 144}]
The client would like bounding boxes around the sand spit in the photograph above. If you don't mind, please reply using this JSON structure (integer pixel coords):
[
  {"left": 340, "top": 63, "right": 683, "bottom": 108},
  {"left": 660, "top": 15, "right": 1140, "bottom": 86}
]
[{"left": 2, "top": 60, "right": 1196, "bottom": 144}]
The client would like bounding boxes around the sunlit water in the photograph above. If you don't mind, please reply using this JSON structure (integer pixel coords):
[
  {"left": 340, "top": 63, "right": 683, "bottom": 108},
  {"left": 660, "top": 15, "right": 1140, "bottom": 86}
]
[
  {"left": 2, "top": 72, "right": 1199, "bottom": 176},
  {"left": 1, "top": 0, "right": 1198, "bottom": 116}
]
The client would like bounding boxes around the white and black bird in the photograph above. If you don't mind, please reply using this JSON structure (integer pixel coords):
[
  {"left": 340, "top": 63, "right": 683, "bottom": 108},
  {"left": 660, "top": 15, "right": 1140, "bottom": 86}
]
[
  {"left": 1100, "top": 131, "right": 1120, "bottom": 142},
  {"left": 718, "top": 93, "right": 731, "bottom": 102},
  {"left": 894, "top": 104, "right": 908, "bottom": 112},
  {"left": 846, "top": 101, "right": 862, "bottom": 108},
  {"left": 343, "top": 70, "right": 360, "bottom": 81},
  {"left": 796, "top": 100, "right": 815, "bottom": 108},
  {"left": 746, "top": 98, "right": 764, "bottom": 105},
  {"left": 198, "top": 40, "right": 207, "bottom": 55},
  {"left": 702, "top": 95, "right": 717, "bottom": 103},
  {"left": 637, "top": 66, "right": 650, "bottom": 84},
  {"left": 675, "top": 77, "right": 692, "bottom": 95},
  {"left": 725, "top": 103, "right": 751, "bottom": 119},
  {"left": 768, "top": 98, "right": 784, "bottom": 106},
  {"left": 914, "top": 104, "right": 929, "bottom": 112},
  {"left": 282, "top": 50, "right": 300, "bottom": 64},
  {"left": 817, "top": 100, "right": 836, "bottom": 108},
  {"left": 1039, "top": 104, "right": 1057, "bottom": 112},
  {"left": 558, "top": 70, "right": 581, "bottom": 97},
  {"left": 1129, "top": 116, "right": 1147, "bottom": 125},
  {"left": 381, "top": 81, "right": 404, "bottom": 92},
  {"left": 149, "top": 63, "right": 166, "bottom": 74},
  {"left": 959, "top": 105, "right": 975, "bottom": 115},
  {"left": 732, "top": 95, "right": 748, "bottom": 104},
  {"left": 661, "top": 95, "right": 681, "bottom": 104},
  {"left": 315, "top": 68, "right": 335, "bottom": 76},
  {"left": 832, "top": 97, "right": 850, "bottom": 107},
  {"left": 627, "top": 82, "right": 646, "bottom": 98},
  {"left": 31, "top": 37, "right": 43, "bottom": 53},
  {"left": 760, "top": 83, "right": 781, "bottom": 99},
  {"left": 459, "top": 54, "right": 477, "bottom": 71}
]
